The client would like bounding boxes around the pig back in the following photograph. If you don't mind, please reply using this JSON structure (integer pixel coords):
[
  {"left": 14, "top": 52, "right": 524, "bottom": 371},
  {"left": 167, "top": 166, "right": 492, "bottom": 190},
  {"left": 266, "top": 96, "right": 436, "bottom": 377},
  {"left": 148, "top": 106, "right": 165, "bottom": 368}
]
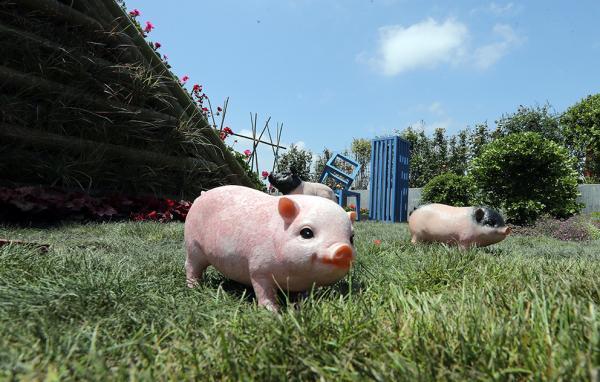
[
  {"left": 408, "top": 204, "right": 474, "bottom": 242},
  {"left": 184, "top": 186, "right": 276, "bottom": 284}
]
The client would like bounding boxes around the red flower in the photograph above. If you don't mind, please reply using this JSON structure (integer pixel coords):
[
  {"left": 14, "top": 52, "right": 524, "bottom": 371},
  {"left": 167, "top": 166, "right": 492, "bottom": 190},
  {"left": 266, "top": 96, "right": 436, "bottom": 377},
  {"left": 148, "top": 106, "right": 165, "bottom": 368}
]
[
  {"left": 192, "top": 84, "right": 202, "bottom": 93},
  {"left": 223, "top": 127, "right": 233, "bottom": 135},
  {"left": 349, "top": 204, "right": 356, "bottom": 210},
  {"left": 154, "top": 42, "right": 161, "bottom": 49},
  {"left": 129, "top": 9, "right": 140, "bottom": 17},
  {"left": 244, "top": 149, "right": 252, "bottom": 157},
  {"left": 261, "top": 171, "right": 269, "bottom": 179},
  {"left": 202, "top": 107, "right": 209, "bottom": 112},
  {"left": 180, "top": 75, "right": 189, "bottom": 83},
  {"left": 144, "top": 21, "right": 154, "bottom": 33},
  {"left": 219, "top": 132, "right": 227, "bottom": 140},
  {"left": 147, "top": 210, "right": 157, "bottom": 219},
  {"left": 374, "top": 239, "right": 381, "bottom": 246}
]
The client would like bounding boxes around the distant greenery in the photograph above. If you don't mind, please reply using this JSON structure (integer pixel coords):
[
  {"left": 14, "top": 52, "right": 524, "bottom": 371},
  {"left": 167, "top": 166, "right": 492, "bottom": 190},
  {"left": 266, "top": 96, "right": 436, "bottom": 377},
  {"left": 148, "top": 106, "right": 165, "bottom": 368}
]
[
  {"left": 1, "top": 221, "right": 599, "bottom": 380},
  {"left": 561, "top": 94, "right": 600, "bottom": 182},
  {"left": 397, "top": 123, "right": 491, "bottom": 188},
  {"left": 421, "top": 173, "right": 475, "bottom": 207},
  {"left": 470, "top": 132, "right": 582, "bottom": 225},
  {"left": 276, "top": 144, "right": 313, "bottom": 181},
  {"left": 493, "top": 103, "right": 563, "bottom": 144}
]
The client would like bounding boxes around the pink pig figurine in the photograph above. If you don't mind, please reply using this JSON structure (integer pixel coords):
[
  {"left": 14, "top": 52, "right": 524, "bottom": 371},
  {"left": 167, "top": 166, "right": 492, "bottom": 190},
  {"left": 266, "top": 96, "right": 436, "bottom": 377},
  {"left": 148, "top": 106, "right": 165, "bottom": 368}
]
[
  {"left": 408, "top": 203, "right": 511, "bottom": 249},
  {"left": 184, "top": 185, "right": 356, "bottom": 311}
]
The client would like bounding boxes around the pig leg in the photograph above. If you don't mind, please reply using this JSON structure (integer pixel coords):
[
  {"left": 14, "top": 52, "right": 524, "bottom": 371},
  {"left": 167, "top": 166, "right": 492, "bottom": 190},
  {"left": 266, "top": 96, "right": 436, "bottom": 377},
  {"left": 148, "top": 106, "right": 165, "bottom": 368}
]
[
  {"left": 185, "top": 245, "right": 209, "bottom": 288},
  {"left": 411, "top": 234, "right": 422, "bottom": 244},
  {"left": 250, "top": 274, "right": 278, "bottom": 312}
]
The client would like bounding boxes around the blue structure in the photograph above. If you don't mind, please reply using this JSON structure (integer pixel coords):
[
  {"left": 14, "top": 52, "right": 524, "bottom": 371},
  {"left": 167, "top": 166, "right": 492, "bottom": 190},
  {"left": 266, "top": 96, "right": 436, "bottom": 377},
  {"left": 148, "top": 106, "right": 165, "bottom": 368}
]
[
  {"left": 318, "top": 152, "right": 362, "bottom": 220},
  {"left": 369, "top": 136, "right": 410, "bottom": 222}
]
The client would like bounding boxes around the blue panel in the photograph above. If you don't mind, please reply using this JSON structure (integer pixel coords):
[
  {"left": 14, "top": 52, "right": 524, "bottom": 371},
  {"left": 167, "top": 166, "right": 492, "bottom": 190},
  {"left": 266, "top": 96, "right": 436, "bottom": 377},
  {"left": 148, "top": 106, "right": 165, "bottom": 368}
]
[
  {"left": 368, "top": 142, "right": 375, "bottom": 220},
  {"left": 368, "top": 136, "right": 411, "bottom": 222}
]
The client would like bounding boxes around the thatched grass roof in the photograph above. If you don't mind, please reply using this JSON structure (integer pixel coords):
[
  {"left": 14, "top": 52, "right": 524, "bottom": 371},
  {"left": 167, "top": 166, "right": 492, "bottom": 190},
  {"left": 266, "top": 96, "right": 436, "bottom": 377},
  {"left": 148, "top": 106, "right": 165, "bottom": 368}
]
[{"left": 0, "top": 0, "right": 257, "bottom": 199}]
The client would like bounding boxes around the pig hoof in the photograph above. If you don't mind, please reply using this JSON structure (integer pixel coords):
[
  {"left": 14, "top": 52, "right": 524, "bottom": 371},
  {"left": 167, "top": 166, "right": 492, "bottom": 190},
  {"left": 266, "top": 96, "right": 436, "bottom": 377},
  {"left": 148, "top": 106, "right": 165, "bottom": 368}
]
[
  {"left": 264, "top": 303, "right": 279, "bottom": 313},
  {"left": 186, "top": 279, "right": 199, "bottom": 288}
]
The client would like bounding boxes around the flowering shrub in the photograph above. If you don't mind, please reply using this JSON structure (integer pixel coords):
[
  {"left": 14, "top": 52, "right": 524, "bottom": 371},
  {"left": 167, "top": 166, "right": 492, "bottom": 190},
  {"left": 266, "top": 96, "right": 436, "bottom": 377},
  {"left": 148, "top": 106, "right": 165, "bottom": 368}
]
[
  {"left": 0, "top": 187, "right": 191, "bottom": 224},
  {"left": 343, "top": 205, "right": 369, "bottom": 220}
]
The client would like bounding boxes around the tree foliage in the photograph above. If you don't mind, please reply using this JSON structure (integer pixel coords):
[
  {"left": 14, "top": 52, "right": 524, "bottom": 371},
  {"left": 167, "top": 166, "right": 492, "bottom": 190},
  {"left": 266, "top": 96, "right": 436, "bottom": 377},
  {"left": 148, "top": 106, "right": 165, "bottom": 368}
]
[
  {"left": 493, "top": 103, "right": 563, "bottom": 144},
  {"left": 276, "top": 144, "right": 313, "bottom": 181},
  {"left": 470, "top": 132, "right": 581, "bottom": 225},
  {"left": 560, "top": 93, "right": 600, "bottom": 182},
  {"left": 351, "top": 138, "right": 371, "bottom": 189},
  {"left": 311, "top": 148, "right": 332, "bottom": 182}
]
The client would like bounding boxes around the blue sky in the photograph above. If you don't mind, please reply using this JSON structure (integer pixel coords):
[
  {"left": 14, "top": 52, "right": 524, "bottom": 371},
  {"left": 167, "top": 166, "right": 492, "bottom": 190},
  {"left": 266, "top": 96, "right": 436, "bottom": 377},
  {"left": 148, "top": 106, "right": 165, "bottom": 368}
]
[{"left": 125, "top": 0, "right": 600, "bottom": 172}]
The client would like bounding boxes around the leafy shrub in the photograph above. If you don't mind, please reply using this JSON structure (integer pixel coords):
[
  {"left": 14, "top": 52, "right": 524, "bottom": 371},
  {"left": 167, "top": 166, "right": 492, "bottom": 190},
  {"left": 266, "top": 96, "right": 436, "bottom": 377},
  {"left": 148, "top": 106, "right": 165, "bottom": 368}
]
[
  {"left": 470, "top": 132, "right": 582, "bottom": 225},
  {"left": 560, "top": 93, "right": 600, "bottom": 180},
  {"left": 421, "top": 173, "right": 475, "bottom": 207}
]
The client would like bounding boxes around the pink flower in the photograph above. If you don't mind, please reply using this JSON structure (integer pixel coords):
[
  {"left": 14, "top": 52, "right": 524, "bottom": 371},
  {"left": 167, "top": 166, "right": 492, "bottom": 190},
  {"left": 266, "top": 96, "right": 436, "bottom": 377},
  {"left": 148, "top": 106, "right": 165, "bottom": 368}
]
[
  {"left": 154, "top": 42, "right": 161, "bottom": 49},
  {"left": 129, "top": 9, "right": 140, "bottom": 17},
  {"left": 374, "top": 239, "right": 381, "bottom": 246},
  {"left": 261, "top": 171, "right": 269, "bottom": 179},
  {"left": 244, "top": 149, "right": 252, "bottom": 157},
  {"left": 180, "top": 75, "right": 189, "bottom": 83},
  {"left": 144, "top": 21, "right": 154, "bottom": 33}
]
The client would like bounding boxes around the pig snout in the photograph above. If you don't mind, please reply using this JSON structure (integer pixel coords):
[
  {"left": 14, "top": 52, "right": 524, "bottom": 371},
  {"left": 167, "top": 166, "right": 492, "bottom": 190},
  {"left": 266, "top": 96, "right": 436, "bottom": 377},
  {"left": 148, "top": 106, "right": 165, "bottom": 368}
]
[{"left": 320, "top": 243, "right": 354, "bottom": 268}]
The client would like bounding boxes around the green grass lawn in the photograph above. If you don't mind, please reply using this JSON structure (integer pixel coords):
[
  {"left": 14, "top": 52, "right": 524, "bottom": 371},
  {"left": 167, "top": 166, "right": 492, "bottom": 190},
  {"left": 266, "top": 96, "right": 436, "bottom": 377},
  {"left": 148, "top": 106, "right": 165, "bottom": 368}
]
[{"left": 1, "top": 221, "right": 599, "bottom": 381}]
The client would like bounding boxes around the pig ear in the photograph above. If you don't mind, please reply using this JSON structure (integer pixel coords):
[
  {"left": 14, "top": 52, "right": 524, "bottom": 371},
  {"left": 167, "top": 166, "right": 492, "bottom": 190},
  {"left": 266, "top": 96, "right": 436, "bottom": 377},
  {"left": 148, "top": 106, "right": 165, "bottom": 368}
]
[
  {"left": 475, "top": 208, "right": 485, "bottom": 223},
  {"left": 347, "top": 211, "right": 356, "bottom": 223},
  {"left": 278, "top": 197, "right": 298, "bottom": 222}
]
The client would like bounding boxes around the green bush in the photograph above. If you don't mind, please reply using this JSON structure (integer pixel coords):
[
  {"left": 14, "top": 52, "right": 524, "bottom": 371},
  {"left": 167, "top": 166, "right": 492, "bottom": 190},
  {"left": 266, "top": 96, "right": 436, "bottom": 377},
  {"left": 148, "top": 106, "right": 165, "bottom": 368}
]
[
  {"left": 421, "top": 173, "right": 475, "bottom": 207},
  {"left": 470, "top": 132, "right": 582, "bottom": 225},
  {"left": 560, "top": 93, "right": 600, "bottom": 181}
]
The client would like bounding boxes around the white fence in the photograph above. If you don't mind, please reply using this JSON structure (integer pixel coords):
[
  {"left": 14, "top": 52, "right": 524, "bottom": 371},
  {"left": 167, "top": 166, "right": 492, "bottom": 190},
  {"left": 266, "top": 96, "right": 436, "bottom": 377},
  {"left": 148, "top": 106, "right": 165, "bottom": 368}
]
[{"left": 350, "top": 184, "right": 600, "bottom": 214}]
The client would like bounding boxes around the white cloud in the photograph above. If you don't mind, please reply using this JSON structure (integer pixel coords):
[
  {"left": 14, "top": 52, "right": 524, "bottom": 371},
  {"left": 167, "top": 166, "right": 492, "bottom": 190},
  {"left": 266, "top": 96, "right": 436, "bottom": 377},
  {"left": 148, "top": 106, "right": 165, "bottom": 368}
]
[
  {"left": 366, "top": 18, "right": 469, "bottom": 76},
  {"left": 473, "top": 24, "right": 522, "bottom": 69},
  {"left": 489, "top": 2, "right": 514, "bottom": 15},
  {"left": 427, "top": 101, "right": 444, "bottom": 115},
  {"left": 362, "top": 18, "right": 523, "bottom": 75}
]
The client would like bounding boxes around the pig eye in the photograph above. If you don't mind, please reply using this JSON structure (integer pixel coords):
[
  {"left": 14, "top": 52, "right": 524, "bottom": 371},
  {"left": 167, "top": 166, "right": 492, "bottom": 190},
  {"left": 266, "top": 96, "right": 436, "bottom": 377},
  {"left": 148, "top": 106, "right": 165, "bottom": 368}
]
[
  {"left": 350, "top": 234, "right": 354, "bottom": 245},
  {"left": 300, "top": 228, "right": 314, "bottom": 239}
]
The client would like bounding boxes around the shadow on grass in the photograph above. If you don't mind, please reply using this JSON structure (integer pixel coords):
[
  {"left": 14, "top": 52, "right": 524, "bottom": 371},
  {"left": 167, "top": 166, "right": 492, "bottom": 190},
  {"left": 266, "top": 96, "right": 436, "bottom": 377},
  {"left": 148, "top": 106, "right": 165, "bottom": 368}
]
[{"left": 199, "top": 268, "right": 366, "bottom": 310}]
